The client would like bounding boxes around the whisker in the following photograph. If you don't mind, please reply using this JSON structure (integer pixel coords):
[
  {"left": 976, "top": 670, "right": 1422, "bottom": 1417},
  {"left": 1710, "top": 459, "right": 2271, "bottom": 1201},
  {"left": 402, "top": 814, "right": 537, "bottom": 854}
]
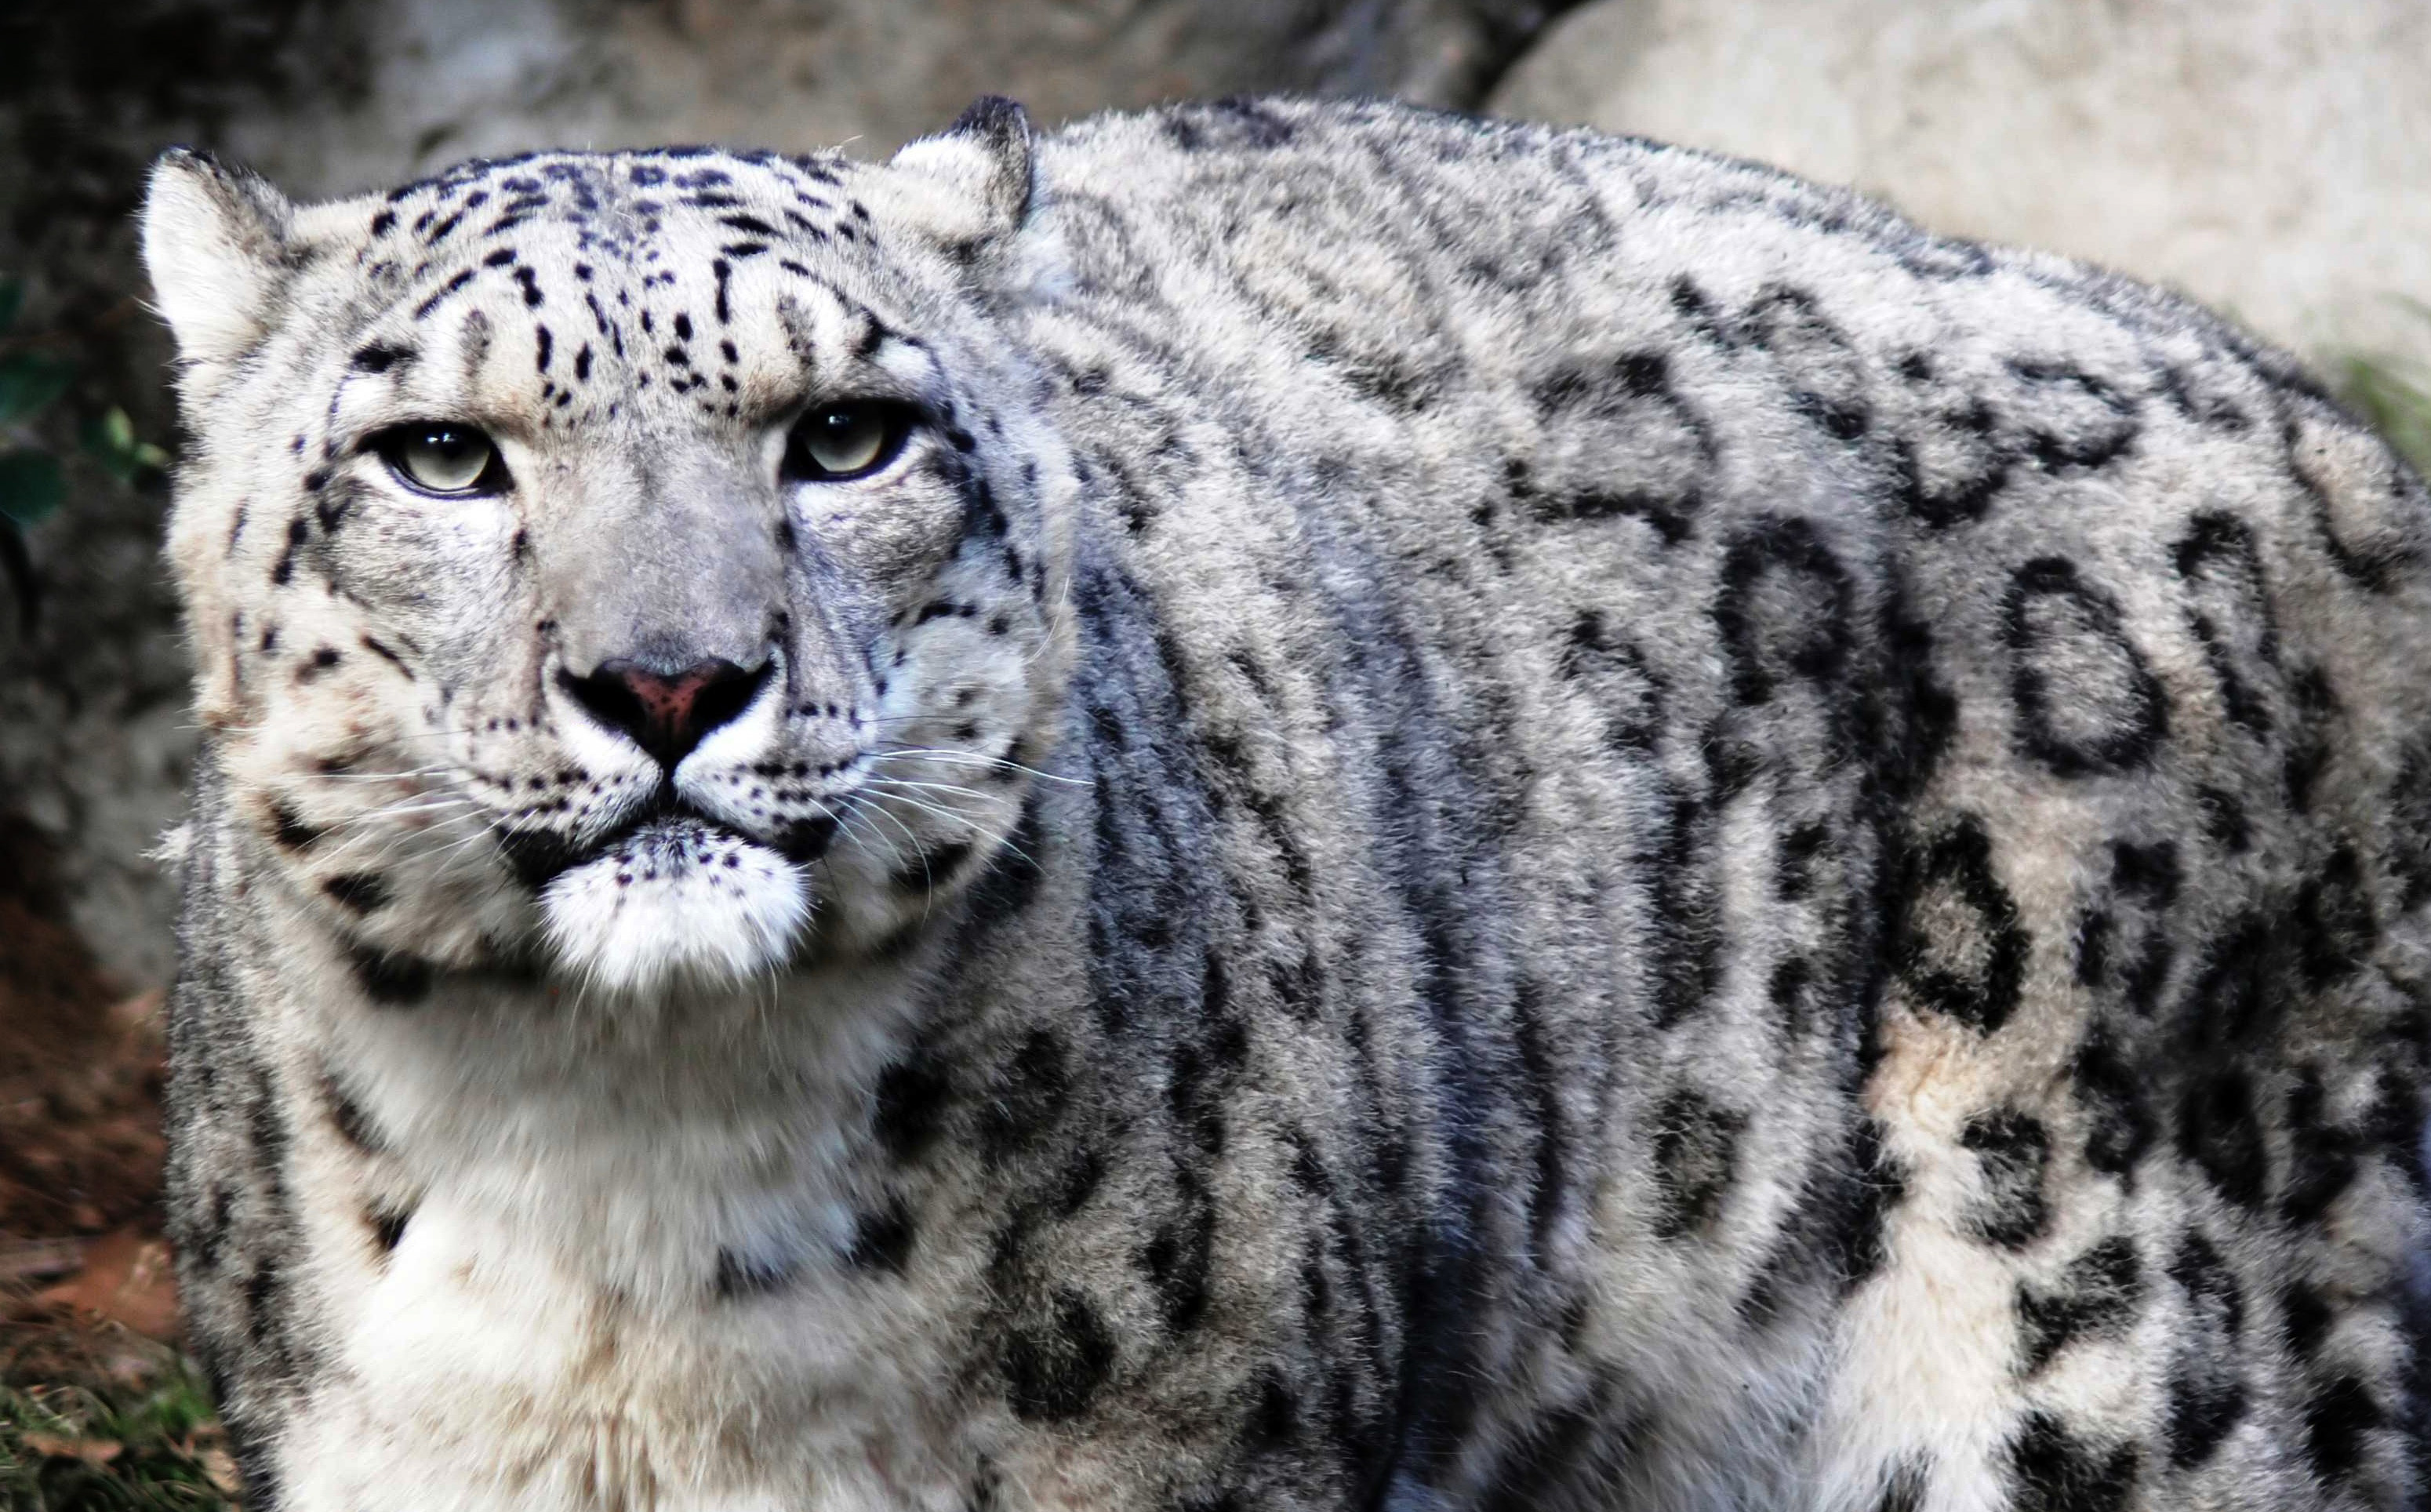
[
  {"left": 354, "top": 808, "right": 491, "bottom": 870},
  {"left": 322, "top": 803, "right": 486, "bottom": 867},
  {"left": 311, "top": 766, "right": 460, "bottom": 783},
  {"left": 830, "top": 802, "right": 908, "bottom": 870},
  {"left": 856, "top": 787, "right": 1035, "bottom": 873},
  {"left": 844, "top": 793, "right": 928, "bottom": 873},
  {"left": 1017, "top": 599, "right": 1070, "bottom": 674},
  {"left": 347, "top": 792, "right": 482, "bottom": 820},
  {"left": 871, "top": 744, "right": 1089, "bottom": 787},
  {"left": 859, "top": 787, "right": 985, "bottom": 834},
  {"left": 861, "top": 776, "right": 999, "bottom": 805}
]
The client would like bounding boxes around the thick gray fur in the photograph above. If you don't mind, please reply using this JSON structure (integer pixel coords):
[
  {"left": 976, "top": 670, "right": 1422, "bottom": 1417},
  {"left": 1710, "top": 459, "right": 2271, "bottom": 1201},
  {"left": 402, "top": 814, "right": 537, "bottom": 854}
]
[{"left": 146, "top": 96, "right": 2431, "bottom": 1510}]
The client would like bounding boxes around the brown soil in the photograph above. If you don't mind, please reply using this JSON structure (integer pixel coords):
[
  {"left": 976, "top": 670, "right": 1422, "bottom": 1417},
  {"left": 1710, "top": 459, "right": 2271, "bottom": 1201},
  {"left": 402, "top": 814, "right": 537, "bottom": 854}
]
[{"left": 0, "top": 812, "right": 179, "bottom": 1343}]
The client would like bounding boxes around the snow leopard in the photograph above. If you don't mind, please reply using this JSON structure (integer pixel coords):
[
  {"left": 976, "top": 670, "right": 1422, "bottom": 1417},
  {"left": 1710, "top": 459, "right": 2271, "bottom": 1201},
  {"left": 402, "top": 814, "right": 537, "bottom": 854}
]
[{"left": 139, "top": 94, "right": 2431, "bottom": 1511}]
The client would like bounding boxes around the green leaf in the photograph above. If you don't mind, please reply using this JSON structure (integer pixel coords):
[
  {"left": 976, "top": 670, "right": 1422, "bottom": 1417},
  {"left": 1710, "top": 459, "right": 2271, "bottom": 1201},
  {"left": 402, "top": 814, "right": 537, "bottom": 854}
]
[
  {"left": 0, "top": 449, "right": 67, "bottom": 525},
  {"left": 0, "top": 277, "right": 21, "bottom": 336},
  {"left": 83, "top": 406, "right": 133, "bottom": 470},
  {"left": 81, "top": 407, "right": 171, "bottom": 482},
  {"left": 2340, "top": 353, "right": 2431, "bottom": 478},
  {"left": 0, "top": 349, "right": 72, "bottom": 423}
]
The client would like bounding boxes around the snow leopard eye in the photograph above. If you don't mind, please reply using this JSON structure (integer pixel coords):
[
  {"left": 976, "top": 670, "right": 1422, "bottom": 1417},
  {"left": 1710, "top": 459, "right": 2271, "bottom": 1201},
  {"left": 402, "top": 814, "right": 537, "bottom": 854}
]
[
  {"left": 373, "top": 423, "right": 508, "bottom": 496},
  {"left": 781, "top": 402, "right": 910, "bottom": 482}
]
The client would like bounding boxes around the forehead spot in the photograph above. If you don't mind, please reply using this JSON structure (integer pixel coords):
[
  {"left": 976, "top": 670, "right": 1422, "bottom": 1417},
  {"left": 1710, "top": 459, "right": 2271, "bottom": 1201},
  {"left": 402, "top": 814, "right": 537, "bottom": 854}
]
[{"left": 412, "top": 268, "right": 475, "bottom": 320}]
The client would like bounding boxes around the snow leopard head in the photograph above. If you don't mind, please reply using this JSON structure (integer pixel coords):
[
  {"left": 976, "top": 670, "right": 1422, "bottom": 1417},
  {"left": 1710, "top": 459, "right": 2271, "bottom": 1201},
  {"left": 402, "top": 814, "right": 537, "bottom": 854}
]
[{"left": 144, "top": 99, "right": 1074, "bottom": 994}]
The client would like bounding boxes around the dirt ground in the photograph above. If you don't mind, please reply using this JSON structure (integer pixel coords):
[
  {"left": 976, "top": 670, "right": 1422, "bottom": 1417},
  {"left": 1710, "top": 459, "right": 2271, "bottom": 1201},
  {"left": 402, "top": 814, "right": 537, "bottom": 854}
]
[{"left": 1, "top": 816, "right": 235, "bottom": 1506}]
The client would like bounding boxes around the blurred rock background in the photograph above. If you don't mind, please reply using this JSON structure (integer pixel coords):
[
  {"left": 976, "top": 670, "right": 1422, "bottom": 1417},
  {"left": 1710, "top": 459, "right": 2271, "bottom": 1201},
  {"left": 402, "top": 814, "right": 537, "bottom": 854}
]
[
  {"left": 1499, "top": 0, "right": 2431, "bottom": 380},
  {"left": 1, "top": 0, "right": 2424, "bottom": 1499}
]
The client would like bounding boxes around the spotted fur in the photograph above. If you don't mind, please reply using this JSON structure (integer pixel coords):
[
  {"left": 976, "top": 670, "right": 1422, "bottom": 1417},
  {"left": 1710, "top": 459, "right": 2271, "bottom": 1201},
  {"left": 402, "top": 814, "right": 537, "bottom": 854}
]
[{"left": 143, "top": 96, "right": 2431, "bottom": 1510}]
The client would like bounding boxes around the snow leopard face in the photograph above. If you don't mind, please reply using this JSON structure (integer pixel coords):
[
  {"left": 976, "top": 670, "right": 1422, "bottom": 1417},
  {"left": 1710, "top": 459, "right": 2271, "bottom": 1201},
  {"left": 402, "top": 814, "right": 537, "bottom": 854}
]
[{"left": 144, "top": 102, "right": 1074, "bottom": 994}]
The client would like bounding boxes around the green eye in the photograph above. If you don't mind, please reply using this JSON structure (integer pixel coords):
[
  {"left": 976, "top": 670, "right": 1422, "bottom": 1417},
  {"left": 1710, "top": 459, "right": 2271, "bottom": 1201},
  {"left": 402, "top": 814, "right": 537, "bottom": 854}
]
[
  {"left": 782, "top": 403, "right": 909, "bottom": 482},
  {"left": 376, "top": 423, "right": 505, "bottom": 496}
]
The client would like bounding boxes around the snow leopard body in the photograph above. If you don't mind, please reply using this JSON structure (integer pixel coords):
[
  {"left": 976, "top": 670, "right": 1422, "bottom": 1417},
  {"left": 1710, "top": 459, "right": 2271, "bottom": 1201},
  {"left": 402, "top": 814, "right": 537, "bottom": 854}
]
[{"left": 141, "top": 96, "right": 2431, "bottom": 1511}]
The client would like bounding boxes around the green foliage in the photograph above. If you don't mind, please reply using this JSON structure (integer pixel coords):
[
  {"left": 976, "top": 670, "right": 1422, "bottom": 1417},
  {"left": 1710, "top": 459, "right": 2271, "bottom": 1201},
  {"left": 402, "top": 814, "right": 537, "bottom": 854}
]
[
  {"left": 0, "top": 353, "right": 73, "bottom": 428},
  {"left": 2338, "top": 362, "right": 2431, "bottom": 478},
  {"left": 80, "top": 410, "right": 171, "bottom": 489},
  {"left": 0, "top": 453, "right": 66, "bottom": 529},
  {"left": 0, "top": 271, "right": 176, "bottom": 627},
  {"left": 0, "top": 1351, "right": 235, "bottom": 1511},
  {"left": 0, "top": 274, "right": 169, "bottom": 533},
  {"left": 2330, "top": 296, "right": 2431, "bottom": 478}
]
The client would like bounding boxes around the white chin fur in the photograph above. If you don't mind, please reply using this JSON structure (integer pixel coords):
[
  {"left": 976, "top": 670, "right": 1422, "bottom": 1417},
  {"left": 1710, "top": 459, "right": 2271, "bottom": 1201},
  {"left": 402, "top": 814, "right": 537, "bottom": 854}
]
[{"left": 540, "top": 820, "right": 810, "bottom": 993}]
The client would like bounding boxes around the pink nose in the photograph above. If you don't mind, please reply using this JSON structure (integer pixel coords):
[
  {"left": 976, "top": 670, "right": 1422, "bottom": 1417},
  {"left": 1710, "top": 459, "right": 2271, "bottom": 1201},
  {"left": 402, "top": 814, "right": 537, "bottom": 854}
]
[{"left": 562, "top": 656, "right": 765, "bottom": 768}]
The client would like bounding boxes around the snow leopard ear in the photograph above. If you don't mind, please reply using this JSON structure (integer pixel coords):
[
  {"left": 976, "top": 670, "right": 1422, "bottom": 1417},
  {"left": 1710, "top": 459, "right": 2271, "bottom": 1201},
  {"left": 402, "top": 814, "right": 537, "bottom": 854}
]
[
  {"left": 142, "top": 148, "right": 293, "bottom": 369},
  {"left": 885, "top": 96, "right": 1036, "bottom": 253}
]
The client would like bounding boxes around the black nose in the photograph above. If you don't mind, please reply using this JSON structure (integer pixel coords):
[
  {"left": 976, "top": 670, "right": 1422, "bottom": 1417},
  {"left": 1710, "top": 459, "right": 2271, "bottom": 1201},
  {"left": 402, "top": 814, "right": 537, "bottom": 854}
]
[{"left": 561, "top": 656, "right": 769, "bottom": 769}]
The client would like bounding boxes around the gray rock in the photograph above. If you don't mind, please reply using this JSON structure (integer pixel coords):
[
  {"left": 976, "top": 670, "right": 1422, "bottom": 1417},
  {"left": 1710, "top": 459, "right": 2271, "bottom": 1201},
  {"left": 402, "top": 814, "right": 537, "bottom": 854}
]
[{"left": 1492, "top": 0, "right": 2431, "bottom": 375}]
